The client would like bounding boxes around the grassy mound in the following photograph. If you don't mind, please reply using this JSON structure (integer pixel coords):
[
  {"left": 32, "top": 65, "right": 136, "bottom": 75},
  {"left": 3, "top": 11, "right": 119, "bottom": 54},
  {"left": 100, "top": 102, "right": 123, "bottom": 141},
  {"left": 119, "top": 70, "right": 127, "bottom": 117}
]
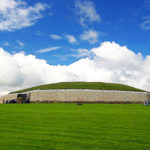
[
  {"left": 0, "top": 104, "right": 150, "bottom": 150},
  {"left": 11, "top": 82, "right": 146, "bottom": 93}
]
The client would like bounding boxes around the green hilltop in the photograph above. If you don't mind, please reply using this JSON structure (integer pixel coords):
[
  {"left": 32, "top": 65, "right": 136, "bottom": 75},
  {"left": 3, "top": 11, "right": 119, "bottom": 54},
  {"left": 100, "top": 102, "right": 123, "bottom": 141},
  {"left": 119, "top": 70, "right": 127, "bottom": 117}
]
[{"left": 11, "top": 82, "right": 146, "bottom": 93}]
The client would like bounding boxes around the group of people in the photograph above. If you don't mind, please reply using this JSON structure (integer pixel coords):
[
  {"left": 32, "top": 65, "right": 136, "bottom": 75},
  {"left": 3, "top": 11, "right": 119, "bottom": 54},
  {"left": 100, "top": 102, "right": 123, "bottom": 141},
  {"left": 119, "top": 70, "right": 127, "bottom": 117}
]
[{"left": 2, "top": 99, "right": 17, "bottom": 104}]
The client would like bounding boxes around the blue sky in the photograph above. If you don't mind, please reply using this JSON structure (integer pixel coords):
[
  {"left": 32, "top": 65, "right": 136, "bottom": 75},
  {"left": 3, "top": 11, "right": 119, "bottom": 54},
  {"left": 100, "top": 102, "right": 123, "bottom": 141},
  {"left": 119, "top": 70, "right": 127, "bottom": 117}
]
[
  {"left": 1, "top": 0, "right": 150, "bottom": 65},
  {"left": 1, "top": 0, "right": 150, "bottom": 95}
]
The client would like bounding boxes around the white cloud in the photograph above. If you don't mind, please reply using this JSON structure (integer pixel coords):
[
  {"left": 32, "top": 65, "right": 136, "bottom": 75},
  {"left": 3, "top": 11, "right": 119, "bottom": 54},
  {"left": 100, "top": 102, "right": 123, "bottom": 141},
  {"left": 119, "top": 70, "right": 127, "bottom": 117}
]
[
  {"left": 17, "top": 40, "right": 24, "bottom": 47},
  {"left": 80, "top": 30, "right": 99, "bottom": 44},
  {"left": 140, "top": 19, "right": 150, "bottom": 30},
  {"left": 140, "top": 0, "right": 150, "bottom": 30},
  {"left": 66, "top": 35, "right": 77, "bottom": 44},
  {"left": 75, "top": 0, "right": 101, "bottom": 26},
  {"left": 1, "top": 41, "right": 150, "bottom": 96},
  {"left": 4, "top": 42, "right": 9, "bottom": 46},
  {"left": 0, "top": 0, "right": 47, "bottom": 31},
  {"left": 66, "top": 48, "right": 91, "bottom": 58},
  {"left": 36, "top": 47, "right": 61, "bottom": 53},
  {"left": 76, "top": 49, "right": 90, "bottom": 58},
  {"left": 50, "top": 34, "right": 62, "bottom": 40}
]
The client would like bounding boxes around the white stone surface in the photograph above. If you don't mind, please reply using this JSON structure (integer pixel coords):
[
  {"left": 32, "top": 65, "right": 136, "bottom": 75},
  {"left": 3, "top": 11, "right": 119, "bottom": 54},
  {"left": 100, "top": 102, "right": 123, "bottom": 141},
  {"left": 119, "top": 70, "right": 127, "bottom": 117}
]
[
  {"left": 1, "top": 90, "right": 149, "bottom": 103},
  {"left": 30, "top": 90, "right": 150, "bottom": 103}
]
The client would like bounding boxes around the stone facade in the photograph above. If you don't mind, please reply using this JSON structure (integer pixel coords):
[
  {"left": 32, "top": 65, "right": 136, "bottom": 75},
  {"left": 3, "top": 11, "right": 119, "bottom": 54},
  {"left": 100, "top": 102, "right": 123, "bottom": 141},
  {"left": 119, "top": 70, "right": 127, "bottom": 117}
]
[
  {"left": 29, "top": 90, "right": 150, "bottom": 103},
  {"left": 0, "top": 90, "right": 150, "bottom": 103}
]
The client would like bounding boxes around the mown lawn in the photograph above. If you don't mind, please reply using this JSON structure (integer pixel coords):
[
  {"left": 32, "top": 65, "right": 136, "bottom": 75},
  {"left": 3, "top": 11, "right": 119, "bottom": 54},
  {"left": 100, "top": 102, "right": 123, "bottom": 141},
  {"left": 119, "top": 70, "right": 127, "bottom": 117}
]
[{"left": 0, "top": 104, "right": 150, "bottom": 150}]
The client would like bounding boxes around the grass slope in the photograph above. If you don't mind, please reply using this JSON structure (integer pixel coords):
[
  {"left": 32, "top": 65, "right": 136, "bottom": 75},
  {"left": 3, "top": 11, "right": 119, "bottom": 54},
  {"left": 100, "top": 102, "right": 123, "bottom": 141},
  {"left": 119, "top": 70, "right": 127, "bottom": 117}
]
[
  {"left": 11, "top": 82, "right": 145, "bottom": 93},
  {"left": 0, "top": 104, "right": 150, "bottom": 150}
]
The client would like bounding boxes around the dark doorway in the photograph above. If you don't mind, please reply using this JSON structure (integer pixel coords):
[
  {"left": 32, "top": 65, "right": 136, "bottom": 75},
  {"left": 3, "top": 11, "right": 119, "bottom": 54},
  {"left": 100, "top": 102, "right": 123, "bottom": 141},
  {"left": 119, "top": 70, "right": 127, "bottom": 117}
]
[{"left": 17, "top": 94, "right": 30, "bottom": 103}]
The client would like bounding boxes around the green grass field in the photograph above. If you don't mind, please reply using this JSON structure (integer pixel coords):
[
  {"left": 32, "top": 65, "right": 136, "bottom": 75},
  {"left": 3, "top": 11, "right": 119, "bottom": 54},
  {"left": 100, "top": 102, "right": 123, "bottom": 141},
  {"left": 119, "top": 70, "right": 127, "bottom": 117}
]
[
  {"left": 11, "top": 82, "right": 146, "bottom": 93},
  {"left": 0, "top": 104, "right": 150, "bottom": 150}
]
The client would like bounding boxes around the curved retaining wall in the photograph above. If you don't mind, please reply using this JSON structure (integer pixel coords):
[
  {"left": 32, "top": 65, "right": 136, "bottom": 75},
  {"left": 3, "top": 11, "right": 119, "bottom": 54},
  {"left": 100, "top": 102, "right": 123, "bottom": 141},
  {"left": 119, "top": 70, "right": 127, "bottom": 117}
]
[
  {"left": 1, "top": 90, "right": 149, "bottom": 103},
  {"left": 29, "top": 90, "right": 150, "bottom": 103}
]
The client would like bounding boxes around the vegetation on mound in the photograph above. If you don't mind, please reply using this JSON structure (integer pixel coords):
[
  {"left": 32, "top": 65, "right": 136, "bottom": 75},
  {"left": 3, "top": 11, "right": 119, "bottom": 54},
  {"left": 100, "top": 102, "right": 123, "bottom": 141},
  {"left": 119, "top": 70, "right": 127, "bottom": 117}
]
[{"left": 11, "top": 82, "right": 146, "bottom": 93}]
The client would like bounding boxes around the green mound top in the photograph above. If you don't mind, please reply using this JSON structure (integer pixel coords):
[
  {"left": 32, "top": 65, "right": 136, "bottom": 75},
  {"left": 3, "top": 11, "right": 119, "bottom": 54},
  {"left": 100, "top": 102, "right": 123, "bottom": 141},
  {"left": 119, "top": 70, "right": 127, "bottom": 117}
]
[{"left": 11, "top": 82, "right": 146, "bottom": 93}]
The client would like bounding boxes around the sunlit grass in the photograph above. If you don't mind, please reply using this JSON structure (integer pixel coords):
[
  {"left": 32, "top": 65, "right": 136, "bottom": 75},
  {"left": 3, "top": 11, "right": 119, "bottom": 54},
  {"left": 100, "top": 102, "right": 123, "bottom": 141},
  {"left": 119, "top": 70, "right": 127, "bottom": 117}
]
[{"left": 0, "top": 104, "right": 150, "bottom": 150}]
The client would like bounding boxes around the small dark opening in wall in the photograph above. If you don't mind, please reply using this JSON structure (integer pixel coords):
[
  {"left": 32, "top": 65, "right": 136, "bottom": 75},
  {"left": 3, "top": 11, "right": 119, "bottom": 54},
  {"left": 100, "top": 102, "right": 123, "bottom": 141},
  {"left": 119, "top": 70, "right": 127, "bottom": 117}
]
[{"left": 17, "top": 94, "right": 30, "bottom": 104}]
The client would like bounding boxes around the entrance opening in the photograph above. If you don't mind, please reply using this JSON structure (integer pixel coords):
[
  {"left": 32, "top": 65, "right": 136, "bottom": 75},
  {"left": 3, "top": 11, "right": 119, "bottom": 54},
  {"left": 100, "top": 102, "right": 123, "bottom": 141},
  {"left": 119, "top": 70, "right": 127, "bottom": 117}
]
[{"left": 17, "top": 94, "right": 30, "bottom": 104}]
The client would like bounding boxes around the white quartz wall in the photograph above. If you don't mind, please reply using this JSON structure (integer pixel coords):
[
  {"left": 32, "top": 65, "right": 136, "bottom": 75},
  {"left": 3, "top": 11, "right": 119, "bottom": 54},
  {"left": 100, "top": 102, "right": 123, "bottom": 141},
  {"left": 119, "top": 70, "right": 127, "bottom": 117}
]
[
  {"left": 30, "top": 90, "right": 150, "bottom": 103},
  {"left": 0, "top": 90, "right": 149, "bottom": 103}
]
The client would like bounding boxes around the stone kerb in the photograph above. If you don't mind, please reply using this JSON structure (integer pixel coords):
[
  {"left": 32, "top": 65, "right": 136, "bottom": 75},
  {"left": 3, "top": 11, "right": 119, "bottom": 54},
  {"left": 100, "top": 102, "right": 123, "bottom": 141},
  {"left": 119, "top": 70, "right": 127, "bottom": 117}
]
[
  {"left": 0, "top": 90, "right": 149, "bottom": 104},
  {"left": 29, "top": 89, "right": 149, "bottom": 103}
]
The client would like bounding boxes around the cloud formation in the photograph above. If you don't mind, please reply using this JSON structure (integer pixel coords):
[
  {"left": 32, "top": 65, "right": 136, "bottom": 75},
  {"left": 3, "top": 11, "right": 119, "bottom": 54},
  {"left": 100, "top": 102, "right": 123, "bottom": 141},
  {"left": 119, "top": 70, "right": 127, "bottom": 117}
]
[
  {"left": 36, "top": 47, "right": 61, "bottom": 53},
  {"left": 0, "top": 41, "right": 150, "bottom": 96},
  {"left": 50, "top": 34, "right": 62, "bottom": 40},
  {"left": 140, "top": 19, "right": 150, "bottom": 30},
  {"left": 4, "top": 42, "right": 9, "bottom": 46},
  {"left": 17, "top": 40, "right": 24, "bottom": 47},
  {"left": 65, "top": 35, "right": 77, "bottom": 44},
  {"left": 80, "top": 30, "right": 99, "bottom": 44},
  {"left": 0, "top": 0, "right": 47, "bottom": 31},
  {"left": 75, "top": 0, "right": 100, "bottom": 26}
]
